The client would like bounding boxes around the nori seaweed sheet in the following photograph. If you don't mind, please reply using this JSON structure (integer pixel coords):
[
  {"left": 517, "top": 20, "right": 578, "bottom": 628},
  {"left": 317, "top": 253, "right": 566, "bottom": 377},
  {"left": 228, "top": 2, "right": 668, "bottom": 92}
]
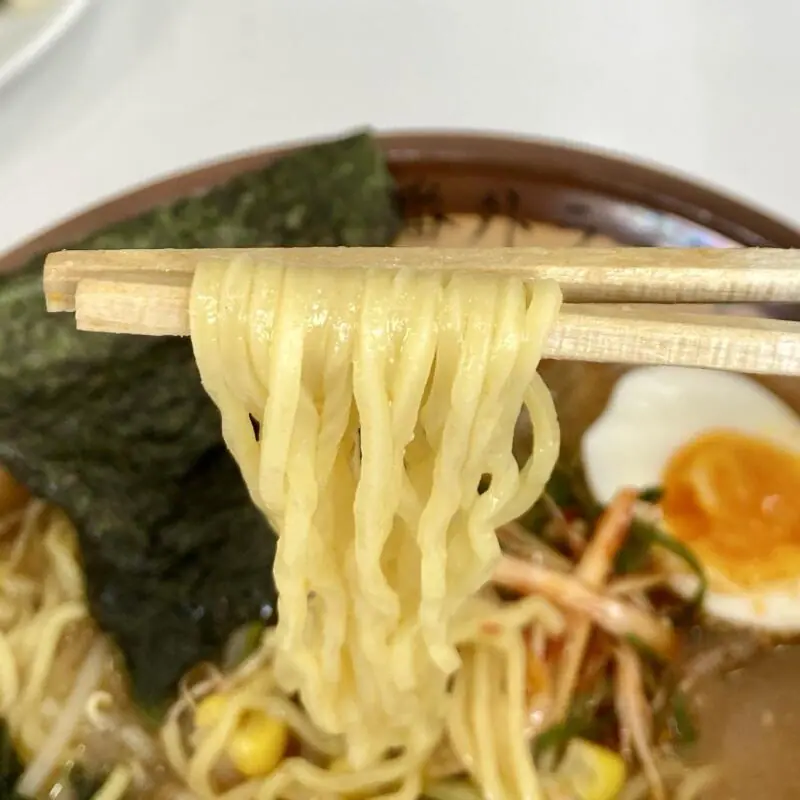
[{"left": 0, "top": 131, "right": 402, "bottom": 709}]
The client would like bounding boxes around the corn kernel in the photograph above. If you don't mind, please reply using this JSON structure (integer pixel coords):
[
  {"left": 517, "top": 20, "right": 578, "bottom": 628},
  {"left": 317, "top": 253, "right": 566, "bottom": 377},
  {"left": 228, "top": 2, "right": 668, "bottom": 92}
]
[
  {"left": 195, "top": 693, "right": 228, "bottom": 728},
  {"left": 227, "top": 712, "right": 288, "bottom": 777},
  {"left": 554, "top": 738, "right": 626, "bottom": 800},
  {"left": 195, "top": 693, "right": 289, "bottom": 778}
]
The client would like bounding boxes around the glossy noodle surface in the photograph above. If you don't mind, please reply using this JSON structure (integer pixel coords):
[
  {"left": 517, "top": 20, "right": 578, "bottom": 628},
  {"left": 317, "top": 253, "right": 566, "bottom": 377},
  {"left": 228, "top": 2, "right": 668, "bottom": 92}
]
[{"left": 186, "top": 259, "right": 563, "bottom": 796}]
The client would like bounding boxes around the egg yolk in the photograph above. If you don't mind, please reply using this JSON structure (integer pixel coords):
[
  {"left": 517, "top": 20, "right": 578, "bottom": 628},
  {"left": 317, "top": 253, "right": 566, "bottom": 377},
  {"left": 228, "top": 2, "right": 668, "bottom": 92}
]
[{"left": 661, "top": 429, "right": 800, "bottom": 587}]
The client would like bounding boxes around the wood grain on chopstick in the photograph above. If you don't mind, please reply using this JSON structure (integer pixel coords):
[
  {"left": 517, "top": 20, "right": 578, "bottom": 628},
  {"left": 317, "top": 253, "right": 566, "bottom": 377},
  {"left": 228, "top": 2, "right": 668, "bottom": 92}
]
[
  {"left": 43, "top": 246, "right": 800, "bottom": 378},
  {"left": 66, "top": 276, "right": 800, "bottom": 378},
  {"left": 553, "top": 305, "right": 800, "bottom": 376},
  {"left": 44, "top": 246, "right": 800, "bottom": 311}
]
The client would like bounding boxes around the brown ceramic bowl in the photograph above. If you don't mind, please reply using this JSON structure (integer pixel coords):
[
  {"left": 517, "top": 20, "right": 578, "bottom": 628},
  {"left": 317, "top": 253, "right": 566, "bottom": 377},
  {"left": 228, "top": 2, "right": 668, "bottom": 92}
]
[
  {"left": 3, "top": 132, "right": 800, "bottom": 797},
  {"left": 2, "top": 131, "right": 800, "bottom": 270}
]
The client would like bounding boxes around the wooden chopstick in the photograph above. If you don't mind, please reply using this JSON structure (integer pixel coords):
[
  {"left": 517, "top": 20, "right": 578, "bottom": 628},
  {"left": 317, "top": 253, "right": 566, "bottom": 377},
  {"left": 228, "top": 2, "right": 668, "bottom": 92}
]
[
  {"left": 42, "top": 247, "right": 800, "bottom": 377},
  {"left": 44, "top": 246, "right": 800, "bottom": 311}
]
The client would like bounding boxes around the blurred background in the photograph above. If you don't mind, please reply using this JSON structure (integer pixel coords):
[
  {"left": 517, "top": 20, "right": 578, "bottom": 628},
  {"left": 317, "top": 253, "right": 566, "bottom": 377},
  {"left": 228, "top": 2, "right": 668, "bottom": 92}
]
[{"left": 0, "top": 0, "right": 799, "bottom": 253}]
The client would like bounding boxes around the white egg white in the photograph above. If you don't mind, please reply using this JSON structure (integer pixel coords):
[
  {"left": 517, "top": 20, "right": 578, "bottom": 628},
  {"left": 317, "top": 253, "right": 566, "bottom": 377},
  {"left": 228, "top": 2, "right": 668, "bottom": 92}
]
[{"left": 581, "top": 365, "right": 800, "bottom": 633}]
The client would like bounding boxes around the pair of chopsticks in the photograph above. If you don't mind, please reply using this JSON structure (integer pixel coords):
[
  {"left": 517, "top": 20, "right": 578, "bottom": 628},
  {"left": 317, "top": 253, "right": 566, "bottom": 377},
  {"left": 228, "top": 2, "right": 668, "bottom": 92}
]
[{"left": 43, "top": 246, "right": 800, "bottom": 377}]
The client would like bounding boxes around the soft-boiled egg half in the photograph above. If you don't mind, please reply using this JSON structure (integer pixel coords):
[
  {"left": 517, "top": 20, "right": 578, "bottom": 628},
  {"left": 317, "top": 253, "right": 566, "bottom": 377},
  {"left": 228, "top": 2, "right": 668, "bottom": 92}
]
[{"left": 582, "top": 366, "right": 800, "bottom": 633}]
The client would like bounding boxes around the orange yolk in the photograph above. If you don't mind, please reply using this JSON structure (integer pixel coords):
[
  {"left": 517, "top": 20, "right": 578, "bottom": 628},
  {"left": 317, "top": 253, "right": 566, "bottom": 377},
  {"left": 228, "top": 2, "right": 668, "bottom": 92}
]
[{"left": 661, "top": 429, "right": 800, "bottom": 587}]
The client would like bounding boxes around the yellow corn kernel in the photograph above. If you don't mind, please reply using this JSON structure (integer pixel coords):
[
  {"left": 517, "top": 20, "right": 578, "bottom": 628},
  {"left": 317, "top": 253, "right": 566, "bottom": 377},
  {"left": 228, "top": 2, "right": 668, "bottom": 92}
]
[
  {"left": 227, "top": 711, "right": 289, "bottom": 777},
  {"left": 195, "top": 693, "right": 229, "bottom": 728},
  {"left": 554, "top": 738, "right": 626, "bottom": 800},
  {"left": 195, "top": 693, "right": 289, "bottom": 778}
]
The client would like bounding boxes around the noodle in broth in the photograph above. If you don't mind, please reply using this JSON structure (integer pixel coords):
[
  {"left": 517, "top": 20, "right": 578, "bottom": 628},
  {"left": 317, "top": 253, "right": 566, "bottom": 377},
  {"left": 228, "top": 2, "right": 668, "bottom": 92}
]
[
  {"left": 0, "top": 490, "right": 188, "bottom": 799},
  {"left": 0, "top": 487, "right": 717, "bottom": 800}
]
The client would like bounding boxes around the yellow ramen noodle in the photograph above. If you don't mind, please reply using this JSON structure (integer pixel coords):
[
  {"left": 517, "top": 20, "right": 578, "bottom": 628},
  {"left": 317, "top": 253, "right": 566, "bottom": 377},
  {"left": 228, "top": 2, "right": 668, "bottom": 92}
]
[{"left": 188, "top": 258, "right": 562, "bottom": 768}]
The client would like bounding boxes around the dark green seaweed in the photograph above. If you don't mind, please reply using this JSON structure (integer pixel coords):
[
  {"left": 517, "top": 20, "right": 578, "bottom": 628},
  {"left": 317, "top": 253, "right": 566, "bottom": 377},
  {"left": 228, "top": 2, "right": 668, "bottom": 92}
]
[
  {"left": 47, "top": 131, "right": 400, "bottom": 256},
  {"left": 0, "top": 132, "right": 402, "bottom": 710}
]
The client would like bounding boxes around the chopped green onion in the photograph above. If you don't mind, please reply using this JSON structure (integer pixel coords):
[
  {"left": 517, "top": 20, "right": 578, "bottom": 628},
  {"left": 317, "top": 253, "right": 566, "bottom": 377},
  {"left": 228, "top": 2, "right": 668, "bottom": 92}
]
[
  {"left": 615, "top": 518, "right": 707, "bottom": 607},
  {"left": 534, "top": 680, "right": 613, "bottom": 763},
  {"left": 666, "top": 690, "right": 698, "bottom": 746},
  {"left": 624, "top": 633, "right": 667, "bottom": 665},
  {"left": 638, "top": 486, "right": 664, "bottom": 504},
  {"left": 613, "top": 524, "right": 652, "bottom": 574},
  {"left": 534, "top": 713, "right": 592, "bottom": 763},
  {"left": 222, "top": 621, "right": 265, "bottom": 670}
]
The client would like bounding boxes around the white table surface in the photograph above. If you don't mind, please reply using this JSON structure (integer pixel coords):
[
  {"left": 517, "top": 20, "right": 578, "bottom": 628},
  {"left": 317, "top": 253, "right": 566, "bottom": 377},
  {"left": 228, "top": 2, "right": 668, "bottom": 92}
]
[{"left": 1, "top": 0, "right": 800, "bottom": 255}]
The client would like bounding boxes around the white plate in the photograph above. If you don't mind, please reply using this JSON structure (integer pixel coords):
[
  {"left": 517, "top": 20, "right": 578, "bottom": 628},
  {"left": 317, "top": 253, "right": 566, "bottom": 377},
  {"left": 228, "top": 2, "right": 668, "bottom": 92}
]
[{"left": 0, "top": 0, "right": 91, "bottom": 90}]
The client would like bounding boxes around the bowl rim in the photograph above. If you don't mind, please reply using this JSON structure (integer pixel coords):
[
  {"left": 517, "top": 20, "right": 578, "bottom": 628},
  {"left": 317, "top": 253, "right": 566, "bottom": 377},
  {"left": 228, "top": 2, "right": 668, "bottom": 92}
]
[
  {"left": 2, "top": 129, "right": 799, "bottom": 272},
  {"left": 381, "top": 131, "right": 800, "bottom": 245}
]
